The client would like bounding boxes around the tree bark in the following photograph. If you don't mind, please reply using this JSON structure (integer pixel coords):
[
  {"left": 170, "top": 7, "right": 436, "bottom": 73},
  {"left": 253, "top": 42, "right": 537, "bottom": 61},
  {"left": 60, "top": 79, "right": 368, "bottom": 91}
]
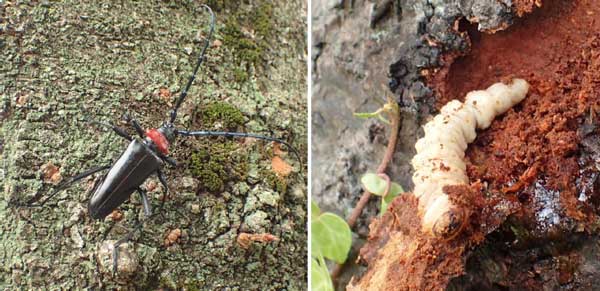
[{"left": 0, "top": 1, "right": 307, "bottom": 289}]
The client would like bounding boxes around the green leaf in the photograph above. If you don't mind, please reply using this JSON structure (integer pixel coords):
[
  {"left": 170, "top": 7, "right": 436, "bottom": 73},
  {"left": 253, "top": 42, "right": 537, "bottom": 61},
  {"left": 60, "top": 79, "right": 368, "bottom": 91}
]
[
  {"left": 360, "top": 173, "right": 386, "bottom": 196},
  {"left": 354, "top": 111, "right": 380, "bottom": 119},
  {"left": 360, "top": 173, "right": 404, "bottom": 197},
  {"left": 389, "top": 182, "right": 404, "bottom": 197},
  {"left": 311, "top": 226, "right": 321, "bottom": 258},
  {"left": 311, "top": 255, "right": 334, "bottom": 291},
  {"left": 311, "top": 199, "right": 321, "bottom": 220},
  {"left": 312, "top": 213, "right": 352, "bottom": 263},
  {"left": 311, "top": 200, "right": 323, "bottom": 256},
  {"left": 381, "top": 184, "right": 404, "bottom": 216}
]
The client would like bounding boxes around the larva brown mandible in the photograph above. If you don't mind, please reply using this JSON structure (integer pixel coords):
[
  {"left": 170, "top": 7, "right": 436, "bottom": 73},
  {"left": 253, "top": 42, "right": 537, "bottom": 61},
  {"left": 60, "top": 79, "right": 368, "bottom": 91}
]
[{"left": 412, "top": 79, "right": 529, "bottom": 239}]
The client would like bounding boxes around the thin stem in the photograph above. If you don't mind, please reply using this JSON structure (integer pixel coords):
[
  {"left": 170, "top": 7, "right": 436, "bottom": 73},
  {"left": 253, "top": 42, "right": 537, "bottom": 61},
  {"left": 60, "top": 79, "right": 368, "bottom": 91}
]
[
  {"left": 330, "top": 105, "right": 401, "bottom": 284},
  {"left": 376, "top": 111, "right": 400, "bottom": 173},
  {"left": 377, "top": 173, "right": 391, "bottom": 199}
]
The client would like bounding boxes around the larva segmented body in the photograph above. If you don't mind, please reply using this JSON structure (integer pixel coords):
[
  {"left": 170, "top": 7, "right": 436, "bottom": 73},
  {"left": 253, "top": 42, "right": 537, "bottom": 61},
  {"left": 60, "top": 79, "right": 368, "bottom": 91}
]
[{"left": 412, "top": 79, "right": 529, "bottom": 238}]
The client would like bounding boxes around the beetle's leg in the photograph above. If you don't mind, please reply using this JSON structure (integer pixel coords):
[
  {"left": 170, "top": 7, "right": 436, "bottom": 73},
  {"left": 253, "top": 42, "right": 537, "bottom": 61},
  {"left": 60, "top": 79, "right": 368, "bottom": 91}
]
[
  {"left": 157, "top": 169, "right": 169, "bottom": 194},
  {"left": 90, "top": 121, "right": 132, "bottom": 141},
  {"left": 111, "top": 194, "right": 157, "bottom": 274},
  {"left": 175, "top": 129, "right": 303, "bottom": 169},
  {"left": 111, "top": 225, "right": 140, "bottom": 274},
  {"left": 19, "top": 165, "right": 111, "bottom": 207},
  {"left": 156, "top": 169, "right": 170, "bottom": 210},
  {"left": 110, "top": 187, "right": 155, "bottom": 274},
  {"left": 122, "top": 114, "right": 146, "bottom": 139},
  {"left": 137, "top": 187, "right": 152, "bottom": 217},
  {"left": 156, "top": 152, "right": 177, "bottom": 167},
  {"left": 130, "top": 119, "right": 145, "bottom": 139}
]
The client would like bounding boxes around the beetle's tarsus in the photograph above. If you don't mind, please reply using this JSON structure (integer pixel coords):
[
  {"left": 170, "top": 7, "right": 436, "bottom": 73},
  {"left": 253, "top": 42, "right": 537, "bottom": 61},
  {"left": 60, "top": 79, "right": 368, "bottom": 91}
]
[
  {"left": 111, "top": 236, "right": 129, "bottom": 275},
  {"left": 112, "top": 244, "right": 119, "bottom": 275}
]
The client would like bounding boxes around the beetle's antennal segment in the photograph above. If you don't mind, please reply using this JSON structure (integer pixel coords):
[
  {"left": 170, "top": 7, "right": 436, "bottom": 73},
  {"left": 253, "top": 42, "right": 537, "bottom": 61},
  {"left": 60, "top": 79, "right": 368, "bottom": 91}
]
[
  {"left": 176, "top": 129, "right": 303, "bottom": 170},
  {"left": 169, "top": 4, "right": 215, "bottom": 124}
]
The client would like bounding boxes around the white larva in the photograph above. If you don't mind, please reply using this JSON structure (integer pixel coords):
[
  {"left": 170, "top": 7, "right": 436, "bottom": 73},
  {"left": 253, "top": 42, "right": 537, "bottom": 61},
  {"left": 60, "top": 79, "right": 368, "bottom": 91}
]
[{"left": 412, "top": 78, "right": 529, "bottom": 238}]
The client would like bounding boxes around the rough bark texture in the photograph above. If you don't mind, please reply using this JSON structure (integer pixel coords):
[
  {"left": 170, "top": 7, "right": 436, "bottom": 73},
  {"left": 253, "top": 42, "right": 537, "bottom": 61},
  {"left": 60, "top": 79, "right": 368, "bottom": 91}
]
[{"left": 0, "top": 0, "right": 307, "bottom": 290}]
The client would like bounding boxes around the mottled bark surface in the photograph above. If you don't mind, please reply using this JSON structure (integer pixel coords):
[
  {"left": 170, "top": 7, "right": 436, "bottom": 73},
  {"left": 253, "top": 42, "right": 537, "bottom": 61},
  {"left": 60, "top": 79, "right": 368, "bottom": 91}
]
[{"left": 0, "top": 1, "right": 307, "bottom": 289}]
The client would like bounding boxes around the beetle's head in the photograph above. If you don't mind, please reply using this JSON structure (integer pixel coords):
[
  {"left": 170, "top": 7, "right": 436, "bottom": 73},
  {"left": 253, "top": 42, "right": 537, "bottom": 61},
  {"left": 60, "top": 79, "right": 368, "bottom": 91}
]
[{"left": 158, "top": 123, "right": 176, "bottom": 143}]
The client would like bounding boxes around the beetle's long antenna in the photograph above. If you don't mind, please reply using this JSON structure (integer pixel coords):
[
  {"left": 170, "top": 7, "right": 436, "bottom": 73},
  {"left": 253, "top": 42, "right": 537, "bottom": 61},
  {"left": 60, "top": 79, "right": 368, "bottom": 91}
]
[
  {"left": 16, "top": 165, "right": 111, "bottom": 207},
  {"left": 169, "top": 5, "right": 215, "bottom": 124},
  {"left": 176, "top": 129, "right": 304, "bottom": 170}
]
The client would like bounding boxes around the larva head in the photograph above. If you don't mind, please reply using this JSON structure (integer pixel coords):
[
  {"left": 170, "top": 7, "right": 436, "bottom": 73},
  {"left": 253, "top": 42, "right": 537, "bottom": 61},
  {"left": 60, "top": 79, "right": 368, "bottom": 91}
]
[
  {"left": 422, "top": 195, "right": 466, "bottom": 240},
  {"left": 431, "top": 207, "right": 466, "bottom": 240}
]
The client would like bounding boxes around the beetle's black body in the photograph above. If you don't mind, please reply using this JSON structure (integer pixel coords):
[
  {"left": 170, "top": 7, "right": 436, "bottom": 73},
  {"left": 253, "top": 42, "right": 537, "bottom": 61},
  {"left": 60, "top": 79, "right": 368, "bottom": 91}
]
[
  {"left": 89, "top": 139, "right": 162, "bottom": 219},
  {"left": 15, "top": 5, "right": 302, "bottom": 275}
]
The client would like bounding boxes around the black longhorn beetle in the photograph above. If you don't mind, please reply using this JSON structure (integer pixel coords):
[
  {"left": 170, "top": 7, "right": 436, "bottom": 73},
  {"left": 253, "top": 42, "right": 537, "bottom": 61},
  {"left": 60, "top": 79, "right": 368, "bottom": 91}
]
[{"left": 14, "top": 5, "right": 301, "bottom": 274}]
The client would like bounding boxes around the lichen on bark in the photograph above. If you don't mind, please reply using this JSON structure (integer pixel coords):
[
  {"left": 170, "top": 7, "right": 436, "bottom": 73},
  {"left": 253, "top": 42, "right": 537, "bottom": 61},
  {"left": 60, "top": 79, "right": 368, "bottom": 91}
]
[{"left": 0, "top": 0, "right": 307, "bottom": 289}]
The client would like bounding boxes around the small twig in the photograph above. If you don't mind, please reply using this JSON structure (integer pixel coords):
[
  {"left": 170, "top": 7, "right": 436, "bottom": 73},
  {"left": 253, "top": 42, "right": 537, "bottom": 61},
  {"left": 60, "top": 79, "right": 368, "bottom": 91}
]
[
  {"left": 346, "top": 186, "right": 373, "bottom": 229},
  {"left": 331, "top": 103, "right": 401, "bottom": 283},
  {"left": 349, "top": 107, "right": 399, "bottom": 228}
]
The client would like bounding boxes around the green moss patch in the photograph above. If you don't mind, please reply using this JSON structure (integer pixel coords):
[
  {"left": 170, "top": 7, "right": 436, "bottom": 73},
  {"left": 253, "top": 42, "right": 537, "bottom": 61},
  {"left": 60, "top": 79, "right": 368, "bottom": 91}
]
[
  {"left": 199, "top": 101, "right": 245, "bottom": 130},
  {"left": 189, "top": 141, "right": 248, "bottom": 193},
  {"left": 262, "top": 170, "right": 288, "bottom": 194},
  {"left": 221, "top": 2, "right": 275, "bottom": 82}
]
